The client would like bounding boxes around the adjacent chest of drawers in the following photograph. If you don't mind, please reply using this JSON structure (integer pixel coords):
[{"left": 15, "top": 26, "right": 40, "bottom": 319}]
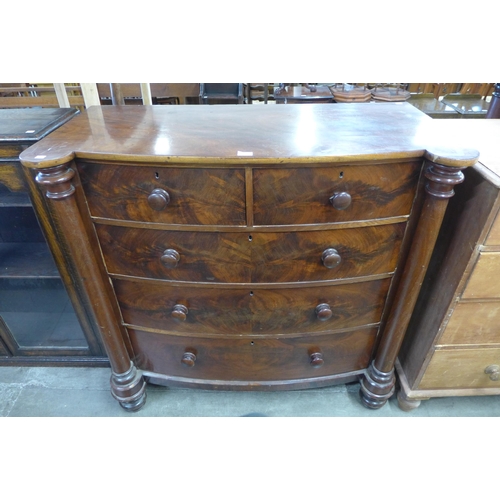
[
  {"left": 20, "top": 104, "right": 478, "bottom": 411},
  {"left": 397, "top": 120, "right": 500, "bottom": 410}
]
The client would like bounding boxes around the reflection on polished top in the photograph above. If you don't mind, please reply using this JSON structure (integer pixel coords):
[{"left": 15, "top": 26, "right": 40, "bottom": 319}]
[{"left": 20, "top": 103, "right": 479, "bottom": 168}]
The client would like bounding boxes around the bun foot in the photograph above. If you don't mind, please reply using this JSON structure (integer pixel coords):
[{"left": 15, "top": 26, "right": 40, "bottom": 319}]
[
  {"left": 359, "top": 361, "right": 395, "bottom": 409},
  {"left": 397, "top": 389, "right": 423, "bottom": 412},
  {"left": 359, "top": 388, "right": 390, "bottom": 409},
  {"left": 110, "top": 363, "right": 147, "bottom": 412},
  {"left": 119, "top": 391, "right": 147, "bottom": 412}
]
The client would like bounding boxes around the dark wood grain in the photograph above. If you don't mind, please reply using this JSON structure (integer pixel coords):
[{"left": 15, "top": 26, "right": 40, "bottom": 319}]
[
  {"left": 128, "top": 326, "right": 378, "bottom": 382},
  {"left": 253, "top": 162, "right": 422, "bottom": 225},
  {"left": 78, "top": 161, "right": 246, "bottom": 225},
  {"left": 112, "top": 277, "right": 390, "bottom": 335},
  {"left": 96, "top": 223, "right": 405, "bottom": 283},
  {"left": 249, "top": 225, "right": 405, "bottom": 282}
]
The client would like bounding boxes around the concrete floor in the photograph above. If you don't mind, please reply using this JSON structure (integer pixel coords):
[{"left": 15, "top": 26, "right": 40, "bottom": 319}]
[{"left": 1, "top": 365, "right": 500, "bottom": 416}]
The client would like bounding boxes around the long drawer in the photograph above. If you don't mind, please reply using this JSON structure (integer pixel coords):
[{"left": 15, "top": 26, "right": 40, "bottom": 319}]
[
  {"left": 77, "top": 161, "right": 247, "bottom": 225},
  {"left": 97, "top": 223, "right": 405, "bottom": 283},
  {"left": 253, "top": 161, "right": 422, "bottom": 225},
  {"left": 113, "top": 278, "right": 391, "bottom": 335},
  {"left": 128, "top": 327, "right": 379, "bottom": 381}
]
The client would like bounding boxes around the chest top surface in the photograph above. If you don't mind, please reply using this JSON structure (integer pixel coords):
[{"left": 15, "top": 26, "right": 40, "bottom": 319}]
[{"left": 19, "top": 103, "right": 479, "bottom": 169}]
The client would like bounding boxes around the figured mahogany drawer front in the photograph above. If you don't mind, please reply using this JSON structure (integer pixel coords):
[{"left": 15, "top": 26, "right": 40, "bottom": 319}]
[
  {"left": 419, "top": 348, "right": 500, "bottom": 390},
  {"left": 77, "top": 162, "right": 246, "bottom": 225},
  {"left": 461, "top": 252, "right": 500, "bottom": 299},
  {"left": 128, "top": 327, "right": 378, "bottom": 381},
  {"left": 96, "top": 223, "right": 405, "bottom": 283},
  {"left": 252, "top": 161, "right": 421, "bottom": 225},
  {"left": 485, "top": 212, "right": 500, "bottom": 246},
  {"left": 113, "top": 278, "right": 391, "bottom": 335},
  {"left": 438, "top": 302, "right": 500, "bottom": 346}
]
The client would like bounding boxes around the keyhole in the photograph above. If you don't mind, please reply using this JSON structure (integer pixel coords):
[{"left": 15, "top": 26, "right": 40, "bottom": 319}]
[
  {"left": 339, "top": 171, "right": 344, "bottom": 179},
  {"left": 248, "top": 235, "right": 252, "bottom": 241},
  {"left": 250, "top": 291, "right": 254, "bottom": 296},
  {"left": 250, "top": 341, "right": 254, "bottom": 346},
  {"left": 155, "top": 172, "right": 159, "bottom": 179}
]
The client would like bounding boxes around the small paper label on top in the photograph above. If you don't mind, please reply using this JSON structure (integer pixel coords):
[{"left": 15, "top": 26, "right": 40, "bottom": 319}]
[
  {"left": 237, "top": 151, "right": 253, "bottom": 156},
  {"left": 35, "top": 155, "right": 46, "bottom": 159}
]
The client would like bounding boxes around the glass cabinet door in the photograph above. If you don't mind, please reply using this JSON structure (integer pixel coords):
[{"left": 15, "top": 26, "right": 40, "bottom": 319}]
[
  {"left": 0, "top": 183, "right": 90, "bottom": 354},
  {"left": 0, "top": 108, "right": 107, "bottom": 363}
]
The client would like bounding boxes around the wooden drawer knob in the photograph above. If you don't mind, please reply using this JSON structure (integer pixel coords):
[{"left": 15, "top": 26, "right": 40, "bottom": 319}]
[
  {"left": 181, "top": 351, "right": 196, "bottom": 367},
  {"left": 310, "top": 352, "right": 324, "bottom": 367},
  {"left": 315, "top": 303, "right": 332, "bottom": 321},
  {"left": 171, "top": 304, "right": 188, "bottom": 322},
  {"left": 484, "top": 365, "right": 500, "bottom": 381},
  {"left": 160, "top": 249, "right": 180, "bottom": 268},
  {"left": 322, "top": 248, "right": 341, "bottom": 268},
  {"left": 329, "top": 191, "right": 351, "bottom": 210},
  {"left": 148, "top": 188, "right": 170, "bottom": 211}
]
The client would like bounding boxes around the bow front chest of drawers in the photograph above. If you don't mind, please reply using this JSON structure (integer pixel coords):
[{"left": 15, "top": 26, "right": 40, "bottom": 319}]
[{"left": 20, "top": 104, "right": 478, "bottom": 411}]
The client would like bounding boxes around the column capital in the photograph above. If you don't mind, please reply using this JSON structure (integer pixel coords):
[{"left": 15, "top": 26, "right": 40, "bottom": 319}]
[{"left": 35, "top": 163, "right": 75, "bottom": 200}]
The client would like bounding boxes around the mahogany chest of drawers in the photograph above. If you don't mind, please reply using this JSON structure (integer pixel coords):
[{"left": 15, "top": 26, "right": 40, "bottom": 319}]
[
  {"left": 397, "top": 120, "right": 500, "bottom": 410},
  {"left": 19, "top": 103, "right": 478, "bottom": 411}
]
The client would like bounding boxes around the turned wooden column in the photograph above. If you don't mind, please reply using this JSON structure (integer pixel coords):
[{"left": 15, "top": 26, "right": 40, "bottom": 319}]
[
  {"left": 360, "top": 151, "right": 478, "bottom": 409},
  {"left": 34, "top": 162, "right": 146, "bottom": 411}
]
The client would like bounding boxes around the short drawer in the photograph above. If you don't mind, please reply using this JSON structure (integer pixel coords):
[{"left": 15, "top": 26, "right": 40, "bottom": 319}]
[
  {"left": 128, "top": 327, "right": 378, "bottom": 382},
  {"left": 113, "top": 278, "right": 391, "bottom": 335},
  {"left": 77, "top": 161, "right": 246, "bottom": 225},
  {"left": 252, "top": 161, "right": 421, "bottom": 225},
  {"left": 96, "top": 223, "right": 405, "bottom": 283},
  {"left": 462, "top": 252, "right": 500, "bottom": 299},
  {"left": 438, "top": 301, "right": 500, "bottom": 346},
  {"left": 419, "top": 348, "right": 500, "bottom": 389}
]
